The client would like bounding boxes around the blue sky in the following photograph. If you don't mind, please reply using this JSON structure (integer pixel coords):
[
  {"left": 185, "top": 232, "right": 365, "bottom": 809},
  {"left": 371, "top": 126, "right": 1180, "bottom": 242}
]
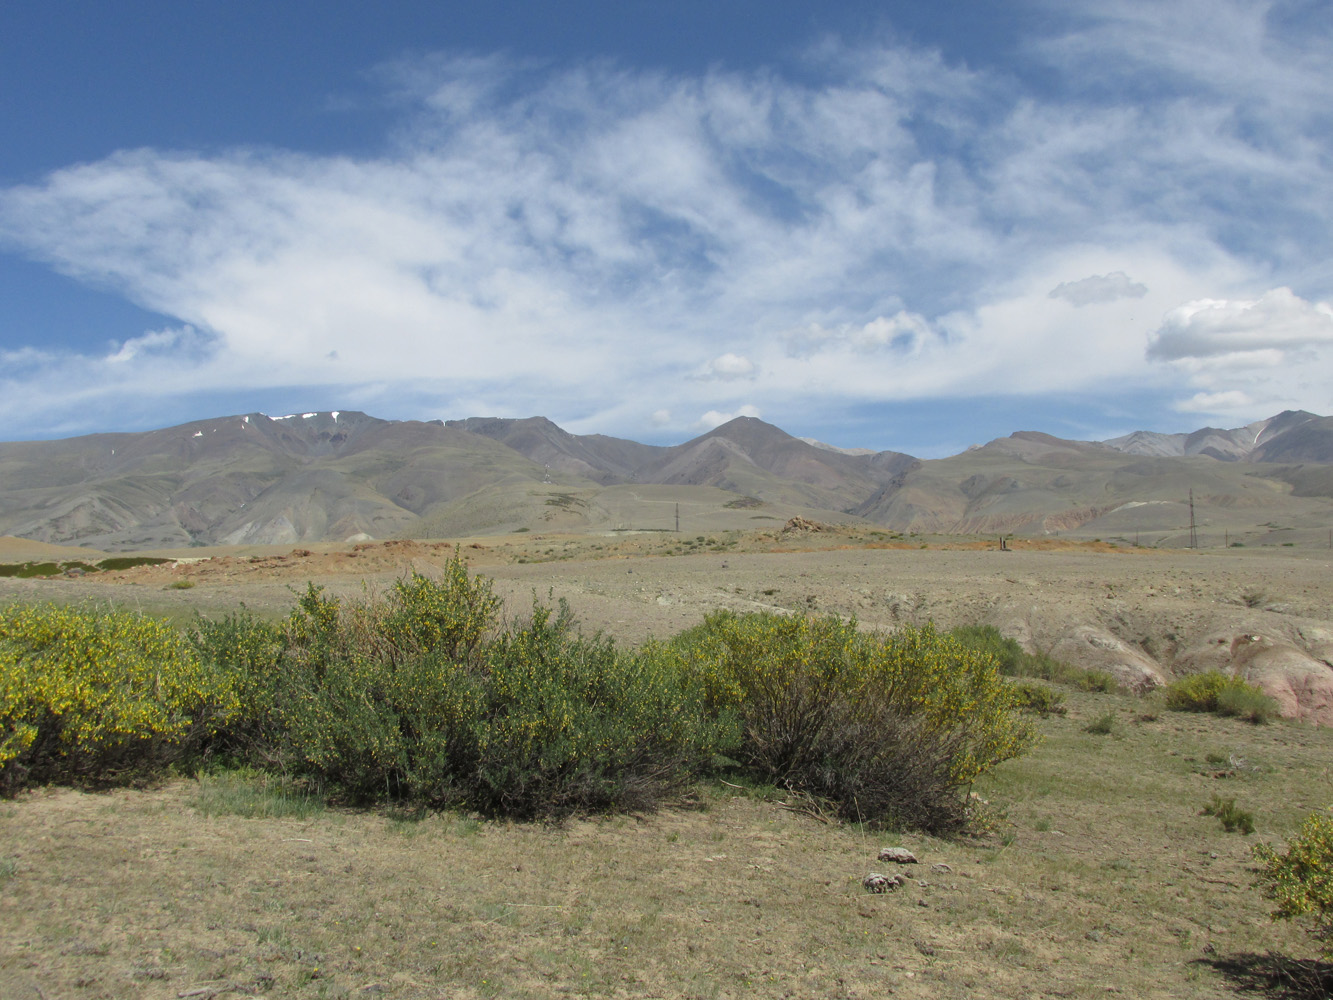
[{"left": 2, "top": 0, "right": 1331, "bottom": 457}]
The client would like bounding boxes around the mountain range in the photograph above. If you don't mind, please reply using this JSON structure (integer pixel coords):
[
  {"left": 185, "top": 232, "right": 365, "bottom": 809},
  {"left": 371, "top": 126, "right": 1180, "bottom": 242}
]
[{"left": 2, "top": 409, "right": 1332, "bottom": 551}]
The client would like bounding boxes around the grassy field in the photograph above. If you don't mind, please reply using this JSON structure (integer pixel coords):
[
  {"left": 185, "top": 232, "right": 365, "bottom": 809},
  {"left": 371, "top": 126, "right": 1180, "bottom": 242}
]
[{"left": 2, "top": 684, "right": 1331, "bottom": 1000}]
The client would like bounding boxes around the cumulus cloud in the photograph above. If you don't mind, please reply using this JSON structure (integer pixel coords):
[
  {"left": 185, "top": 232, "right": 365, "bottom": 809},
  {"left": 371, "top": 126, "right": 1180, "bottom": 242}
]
[
  {"left": 696, "top": 404, "right": 761, "bottom": 430},
  {"left": 786, "top": 311, "right": 937, "bottom": 357},
  {"left": 1147, "top": 288, "right": 1333, "bottom": 360},
  {"left": 700, "top": 352, "right": 757, "bottom": 380},
  {"left": 1048, "top": 272, "right": 1148, "bottom": 306},
  {"left": 0, "top": 0, "right": 1330, "bottom": 440}
]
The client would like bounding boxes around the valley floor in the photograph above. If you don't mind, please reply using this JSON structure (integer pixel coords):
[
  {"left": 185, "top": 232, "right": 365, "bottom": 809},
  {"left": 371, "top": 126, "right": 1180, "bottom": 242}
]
[{"left": 2, "top": 686, "right": 1331, "bottom": 999}]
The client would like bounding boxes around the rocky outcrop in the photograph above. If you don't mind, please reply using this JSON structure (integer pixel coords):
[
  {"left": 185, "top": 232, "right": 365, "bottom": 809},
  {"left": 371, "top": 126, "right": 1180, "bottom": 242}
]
[
  {"left": 1048, "top": 626, "right": 1166, "bottom": 693},
  {"left": 1231, "top": 637, "right": 1333, "bottom": 725}
]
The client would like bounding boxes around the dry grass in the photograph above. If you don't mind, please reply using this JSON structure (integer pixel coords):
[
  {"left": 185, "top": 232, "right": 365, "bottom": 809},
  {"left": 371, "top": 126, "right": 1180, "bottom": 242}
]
[{"left": 2, "top": 688, "right": 1332, "bottom": 999}]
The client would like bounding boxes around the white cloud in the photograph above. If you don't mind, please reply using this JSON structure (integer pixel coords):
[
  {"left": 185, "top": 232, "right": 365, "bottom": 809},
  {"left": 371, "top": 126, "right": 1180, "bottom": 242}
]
[
  {"left": 107, "top": 325, "right": 204, "bottom": 363},
  {"left": 787, "top": 312, "right": 937, "bottom": 357},
  {"left": 696, "top": 404, "right": 761, "bottom": 430},
  {"left": 700, "top": 352, "right": 757, "bottom": 379},
  {"left": 1048, "top": 272, "right": 1148, "bottom": 307},
  {"left": 0, "top": 1, "right": 1330, "bottom": 441},
  {"left": 1147, "top": 288, "right": 1333, "bottom": 360},
  {"left": 1177, "top": 389, "right": 1254, "bottom": 413}
]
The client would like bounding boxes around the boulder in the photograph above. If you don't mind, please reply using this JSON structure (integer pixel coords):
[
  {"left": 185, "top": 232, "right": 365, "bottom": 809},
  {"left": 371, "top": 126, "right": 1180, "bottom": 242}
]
[
  {"left": 878, "top": 847, "right": 919, "bottom": 864},
  {"left": 862, "top": 872, "right": 907, "bottom": 893}
]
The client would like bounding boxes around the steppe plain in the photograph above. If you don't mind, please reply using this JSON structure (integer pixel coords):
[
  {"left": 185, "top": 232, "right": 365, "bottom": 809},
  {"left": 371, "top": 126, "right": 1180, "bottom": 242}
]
[{"left": 3, "top": 527, "right": 1333, "bottom": 999}]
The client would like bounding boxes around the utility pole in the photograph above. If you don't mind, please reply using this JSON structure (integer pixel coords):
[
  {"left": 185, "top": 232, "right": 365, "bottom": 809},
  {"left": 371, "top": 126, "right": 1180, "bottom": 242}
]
[
  {"left": 675, "top": 503, "right": 680, "bottom": 533},
  {"left": 1188, "top": 489, "right": 1197, "bottom": 549}
]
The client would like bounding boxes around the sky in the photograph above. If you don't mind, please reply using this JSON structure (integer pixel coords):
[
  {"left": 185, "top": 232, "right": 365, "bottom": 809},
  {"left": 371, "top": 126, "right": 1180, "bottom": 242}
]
[{"left": 1, "top": 0, "right": 1331, "bottom": 458}]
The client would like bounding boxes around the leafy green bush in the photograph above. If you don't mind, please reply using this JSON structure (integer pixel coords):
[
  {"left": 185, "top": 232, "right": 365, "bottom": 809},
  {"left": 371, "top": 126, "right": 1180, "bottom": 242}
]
[
  {"left": 1164, "top": 671, "right": 1279, "bottom": 723},
  {"left": 948, "top": 625, "right": 1027, "bottom": 673},
  {"left": 0, "top": 604, "right": 237, "bottom": 791},
  {"left": 1254, "top": 808, "right": 1333, "bottom": 957},
  {"left": 6, "top": 557, "right": 1039, "bottom": 829},
  {"left": 192, "top": 557, "right": 733, "bottom": 817},
  {"left": 670, "top": 612, "right": 1035, "bottom": 832},
  {"left": 1202, "top": 794, "right": 1254, "bottom": 834},
  {"left": 0, "top": 562, "right": 62, "bottom": 579},
  {"left": 469, "top": 603, "right": 735, "bottom": 817},
  {"left": 950, "top": 625, "right": 1117, "bottom": 692},
  {"left": 1073, "top": 669, "right": 1120, "bottom": 693},
  {"left": 96, "top": 556, "right": 172, "bottom": 571}
]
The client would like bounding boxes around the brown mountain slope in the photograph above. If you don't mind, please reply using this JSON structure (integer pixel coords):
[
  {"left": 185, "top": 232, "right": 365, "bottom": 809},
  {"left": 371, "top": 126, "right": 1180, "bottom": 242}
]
[
  {"left": 3, "top": 410, "right": 1333, "bottom": 552},
  {"left": 854, "top": 430, "right": 1333, "bottom": 542},
  {"left": 631, "top": 417, "right": 918, "bottom": 511},
  {"left": 444, "top": 416, "right": 663, "bottom": 485},
  {"left": 0, "top": 413, "right": 560, "bottom": 550}
]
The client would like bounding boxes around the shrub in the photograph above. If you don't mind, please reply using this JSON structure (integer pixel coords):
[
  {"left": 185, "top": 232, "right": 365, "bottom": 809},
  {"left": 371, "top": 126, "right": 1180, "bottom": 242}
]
[
  {"left": 191, "top": 561, "right": 734, "bottom": 818},
  {"left": 96, "top": 556, "right": 172, "bottom": 571},
  {"left": 0, "top": 604, "right": 237, "bottom": 791},
  {"left": 1010, "top": 681, "right": 1066, "bottom": 716},
  {"left": 1084, "top": 711, "right": 1118, "bottom": 736},
  {"left": 1202, "top": 794, "right": 1254, "bottom": 834},
  {"left": 468, "top": 602, "right": 735, "bottom": 817},
  {"left": 1254, "top": 808, "right": 1333, "bottom": 957},
  {"left": 188, "top": 610, "right": 285, "bottom": 758},
  {"left": 949, "top": 625, "right": 1027, "bottom": 673},
  {"left": 671, "top": 612, "right": 1035, "bottom": 832},
  {"left": 1073, "top": 669, "right": 1120, "bottom": 693},
  {"left": 951, "top": 625, "right": 1117, "bottom": 692},
  {"left": 1164, "top": 671, "right": 1279, "bottom": 723}
]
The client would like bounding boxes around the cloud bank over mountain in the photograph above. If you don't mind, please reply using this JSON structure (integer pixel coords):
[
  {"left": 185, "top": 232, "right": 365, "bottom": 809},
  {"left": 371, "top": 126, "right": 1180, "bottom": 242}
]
[{"left": 0, "top": 0, "right": 1330, "bottom": 451}]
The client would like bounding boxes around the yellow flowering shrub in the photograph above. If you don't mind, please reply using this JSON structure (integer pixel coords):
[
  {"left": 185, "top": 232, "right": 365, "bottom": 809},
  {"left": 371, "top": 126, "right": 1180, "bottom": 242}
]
[
  {"left": 0, "top": 603, "right": 237, "bottom": 790},
  {"left": 1253, "top": 808, "right": 1333, "bottom": 957},
  {"left": 669, "top": 611, "right": 1036, "bottom": 831}
]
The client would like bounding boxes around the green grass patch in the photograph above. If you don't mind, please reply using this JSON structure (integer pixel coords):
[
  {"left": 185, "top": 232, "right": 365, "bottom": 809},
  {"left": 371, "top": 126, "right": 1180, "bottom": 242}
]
[
  {"left": 950, "top": 625, "right": 1119, "bottom": 692},
  {"left": 190, "top": 768, "right": 325, "bottom": 820},
  {"left": 1084, "top": 710, "right": 1119, "bottom": 736},
  {"left": 1164, "top": 671, "right": 1279, "bottom": 723},
  {"left": 1202, "top": 793, "right": 1255, "bottom": 834}
]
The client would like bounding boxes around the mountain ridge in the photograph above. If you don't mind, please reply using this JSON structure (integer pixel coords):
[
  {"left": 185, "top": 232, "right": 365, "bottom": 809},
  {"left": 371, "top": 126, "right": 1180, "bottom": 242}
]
[{"left": 2, "top": 409, "right": 1331, "bottom": 550}]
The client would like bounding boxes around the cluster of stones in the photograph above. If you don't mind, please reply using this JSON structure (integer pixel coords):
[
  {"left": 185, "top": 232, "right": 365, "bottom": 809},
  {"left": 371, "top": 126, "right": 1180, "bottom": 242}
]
[{"left": 862, "top": 847, "right": 952, "bottom": 895}]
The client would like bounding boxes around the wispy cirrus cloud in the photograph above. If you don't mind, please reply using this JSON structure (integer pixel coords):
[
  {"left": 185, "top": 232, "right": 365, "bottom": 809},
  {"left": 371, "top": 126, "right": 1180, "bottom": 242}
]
[{"left": 0, "top": 0, "right": 1330, "bottom": 448}]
